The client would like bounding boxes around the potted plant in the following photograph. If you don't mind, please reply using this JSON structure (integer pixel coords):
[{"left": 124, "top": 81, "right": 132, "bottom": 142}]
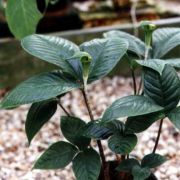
[{"left": 1, "top": 21, "right": 180, "bottom": 179}]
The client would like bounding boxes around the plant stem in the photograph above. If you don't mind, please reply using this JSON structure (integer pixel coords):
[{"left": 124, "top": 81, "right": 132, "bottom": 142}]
[
  {"left": 137, "top": 78, "right": 142, "bottom": 95},
  {"left": 152, "top": 119, "right": 164, "bottom": 153},
  {"left": 137, "top": 42, "right": 150, "bottom": 94},
  {"left": 57, "top": 99, "right": 70, "bottom": 117},
  {"left": 81, "top": 89, "right": 94, "bottom": 121},
  {"left": 81, "top": 88, "right": 108, "bottom": 180},
  {"left": 130, "top": 0, "right": 139, "bottom": 37},
  {"left": 144, "top": 46, "right": 150, "bottom": 61},
  {"left": 131, "top": 69, "right": 137, "bottom": 95}
]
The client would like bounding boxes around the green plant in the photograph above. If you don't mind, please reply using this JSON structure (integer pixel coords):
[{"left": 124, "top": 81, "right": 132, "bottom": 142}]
[
  {"left": 1, "top": 22, "right": 180, "bottom": 180},
  {"left": 5, "top": 0, "right": 61, "bottom": 39}
]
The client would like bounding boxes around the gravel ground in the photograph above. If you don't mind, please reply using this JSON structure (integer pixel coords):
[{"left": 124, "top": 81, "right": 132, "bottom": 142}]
[{"left": 0, "top": 76, "right": 179, "bottom": 180}]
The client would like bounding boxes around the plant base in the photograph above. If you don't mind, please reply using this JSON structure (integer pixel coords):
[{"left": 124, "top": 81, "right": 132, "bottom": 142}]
[{"left": 98, "top": 161, "right": 158, "bottom": 180}]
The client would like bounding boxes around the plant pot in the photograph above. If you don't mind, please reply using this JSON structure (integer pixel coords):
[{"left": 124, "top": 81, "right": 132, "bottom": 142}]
[{"left": 98, "top": 161, "right": 158, "bottom": 180}]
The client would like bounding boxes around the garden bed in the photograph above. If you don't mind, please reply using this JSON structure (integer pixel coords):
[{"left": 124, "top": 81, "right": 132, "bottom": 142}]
[{"left": 0, "top": 76, "right": 179, "bottom": 179}]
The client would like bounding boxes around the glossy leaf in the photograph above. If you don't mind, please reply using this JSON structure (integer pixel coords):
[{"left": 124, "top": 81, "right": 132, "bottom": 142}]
[
  {"left": 26, "top": 99, "right": 57, "bottom": 144},
  {"left": 135, "top": 59, "right": 166, "bottom": 75},
  {"left": 6, "top": 0, "right": 42, "bottom": 39},
  {"left": 21, "top": 34, "right": 79, "bottom": 75},
  {"left": 72, "top": 148, "right": 101, "bottom": 180},
  {"left": 136, "top": 59, "right": 180, "bottom": 75},
  {"left": 132, "top": 165, "right": 151, "bottom": 180},
  {"left": 102, "top": 95, "right": 163, "bottom": 122},
  {"left": 108, "top": 134, "right": 137, "bottom": 155},
  {"left": 105, "top": 120, "right": 125, "bottom": 134},
  {"left": 34, "top": 141, "right": 78, "bottom": 169},
  {"left": 61, "top": 116, "right": 90, "bottom": 149},
  {"left": 141, "top": 153, "right": 167, "bottom": 168},
  {"left": 80, "top": 38, "right": 128, "bottom": 82},
  {"left": 83, "top": 121, "right": 112, "bottom": 140},
  {"left": 167, "top": 106, "right": 180, "bottom": 130},
  {"left": 116, "top": 159, "right": 140, "bottom": 172},
  {"left": 104, "top": 30, "right": 145, "bottom": 57},
  {"left": 153, "top": 28, "right": 180, "bottom": 58},
  {"left": 1, "top": 72, "right": 81, "bottom": 108},
  {"left": 144, "top": 65, "right": 180, "bottom": 111},
  {"left": 125, "top": 112, "right": 165, "bottom": 134},
  {"left": 163, "top": 59, "right": 180, "bottom": 69}
]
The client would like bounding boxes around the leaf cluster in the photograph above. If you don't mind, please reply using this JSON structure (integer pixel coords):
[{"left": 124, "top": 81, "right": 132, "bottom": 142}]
[{"left": 1, "top": 26, "right": 180, "bottom": 179}]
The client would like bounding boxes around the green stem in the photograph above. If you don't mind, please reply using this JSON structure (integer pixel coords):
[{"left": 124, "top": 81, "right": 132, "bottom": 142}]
[{"left": 152, "top": 119, "right": 164, "bottom": 153}]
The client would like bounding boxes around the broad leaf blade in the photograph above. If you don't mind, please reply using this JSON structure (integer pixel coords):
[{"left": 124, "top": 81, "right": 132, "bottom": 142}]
[
  {"left": 1, "top": 72, "right": 81, "bottom": 108},
  {"left": 132, "top": 165, "right": 151, "bottom": 180},
  {"left": 164, "top": 59, "right": 180, "bottom": 68},
  {"left": 125, "top": 112, "right": 165, "bottom": 134},
  {"left": 6, "top": 0, "right": 42, "bottom": 39},
  {"left": 102, "top": 95, "right": 163, "bottom": 122},
  {"left": 153, "top": 28, "right": 180, "bottom": 58},
  {"left": 136, "top": 59, "right": 180, "bottom": 75},
  {"left": 141, "top": 153, "right": 167, "bottom": 168},
  {"left": 21, "top": 34, "right": 79, "bottom": 75},
  {"left": 26, "top": 99, "right": 57, "bottom": 144},
  {"left": 135, "top": 59, "right": 166, "bottom": 75},
  {"left": 167, "top": 106, "right": 180, "bottom": 130},
  {"left": 116, "top": 159, "right": 140, "bottom": 172},
  {"left": 144, "top": 65, "right": 180, "bottom": 111},
  {"left": 61, "top": 116, "right": 90, "bottom": 149},
  {"left": 105, "top": 120, "right": 125, "bottom": 134},
  {"left": 83, "top": 121, "right": 112, "bottom": 140},
  {"left": 80, "top": 38, "right": 128, "bottom": 82},
  {"left": 34, "top": 141, "right": 78, "bottom": 169},
  {"left": 104, "top": 30, "right": 145, "bottom": 57},
  {"left": 108, "top": 134, "right": 137, "bottom": 155},
  {"left": 72, "top": 148, "right": 101, "bottom": 180}
]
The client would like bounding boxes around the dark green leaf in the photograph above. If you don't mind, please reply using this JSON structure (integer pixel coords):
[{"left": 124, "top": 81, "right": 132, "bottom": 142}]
[
  {"left": 83, "top": 121, "right": 112, "bottom": 140},
  {"left": 163, "top": 59, "right": 180, "bottom": 69},
  {"left": 26, "top": 99, "right": 57, "bottom": 144},
  {"left": 1, "top": 72, "right": 81, "bottom": 108},
  {"left": 72, "top": 148, "right": 101, "bottom": 180},
  {"left": 141, "top": 153, "right": 167, "bottom": 168},
  {"left": 105, "top": 120, "right": 125, "bottom": 134},
  {"left": 153, "top": 28, "right": 180, "bottom": 58},
  {"left": 6, "top": 0, "right": 42, "bottom": 39},
  {"left": 34, "top": 141, "right": 78, "bottom": 169},
  {"left": 132, "top": 165, "right": 151, "bottom": 180},
  {"left": 116, "top": 159, "right": 140, "bottom": 172},
  {"left": 21, "top": 34, "right": 79, "bottom": 76},
  {"left": 61, "top": 116, "right": 90, "bottom": 149},
  {"left": 144, "top": 65, "right": 180, "bottom": 111},
  {"left": 102, "top": 95, "right": 163, "bottom": 122},
  {"left": 80, "top": 38, "right": 128, "bottom": 82},
  {"left": 108, "top": 134, "right": 137, "bottom": 155},
  {"left": 136, "top": 59, "right": 180, "bottom": 75},
  {"left": 135, "top": 59, "right": 166, "bottom": 75},
  {"left": 167, "top": 106, "right": 180, "bottom": 130},
  {"left": 104, "top": 30, "right": 145, "bottom": 57},
  {"left": 125, "top": 112, "right": 165, "bottom": 134}
]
